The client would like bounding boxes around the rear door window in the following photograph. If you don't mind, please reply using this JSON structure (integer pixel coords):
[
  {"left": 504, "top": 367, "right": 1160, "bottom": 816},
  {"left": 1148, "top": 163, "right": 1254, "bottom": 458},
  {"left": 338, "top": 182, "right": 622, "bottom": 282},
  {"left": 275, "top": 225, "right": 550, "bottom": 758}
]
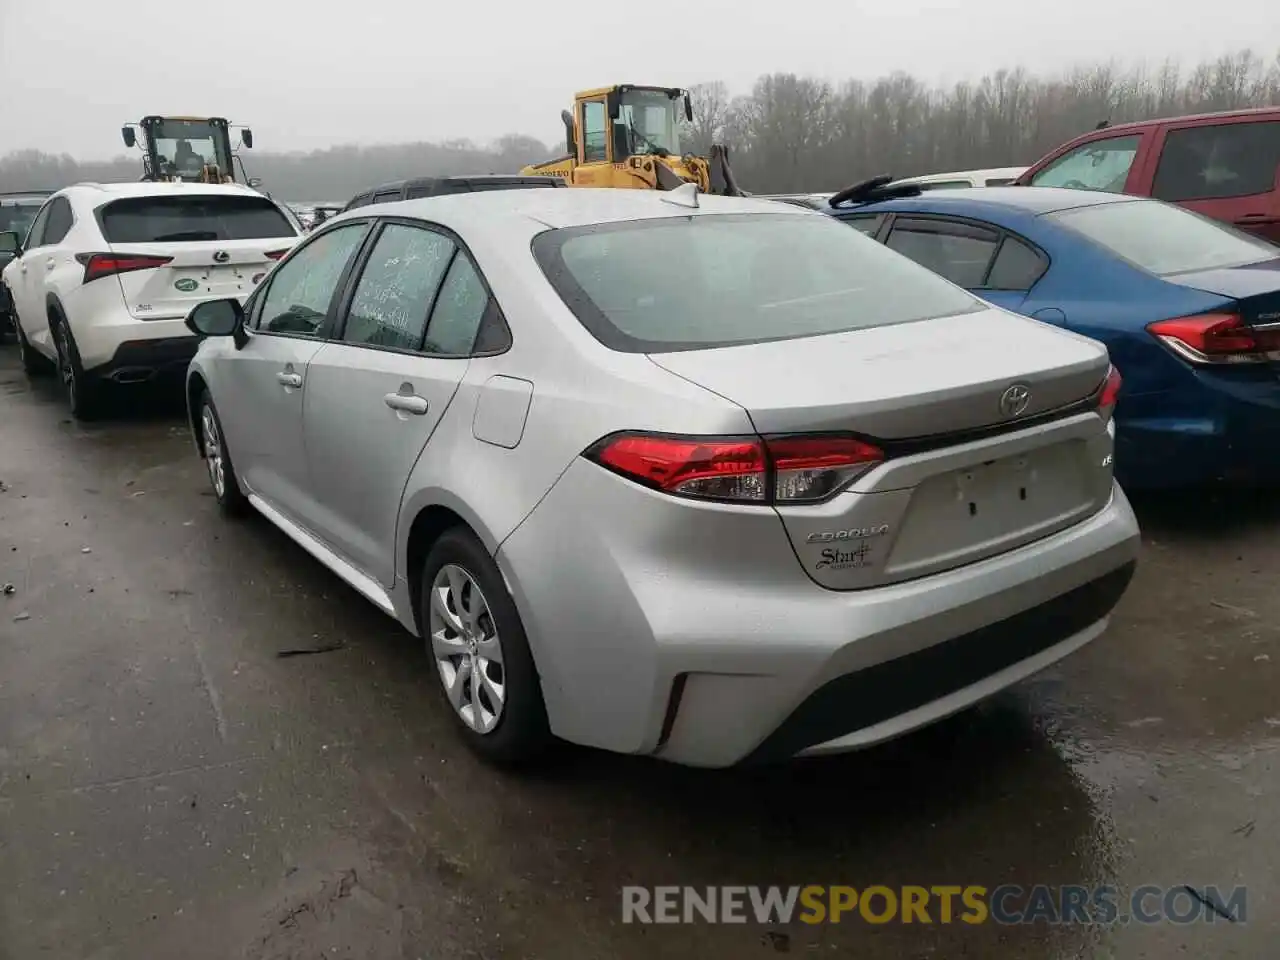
[
  {"left": 1031, "top": 134, "right": 1142, "bottom": 192},
  {"left": 100, "top": 195, "right": 296, "bottom": 243},
  {"left": 23, "top": 203, "right": 52, "bottom": 249},
  {"left": 532, "top": 212, "right": 980, "bottom": 353},
  {"left": 341, "top": 224, "right": 455, "bottom": 351},
  {"left": 1152, "top": 121, "right": 1280, "bottom": 201},
  {"left": 885, "top": 218, "right": 1001, "bottom": 287}
]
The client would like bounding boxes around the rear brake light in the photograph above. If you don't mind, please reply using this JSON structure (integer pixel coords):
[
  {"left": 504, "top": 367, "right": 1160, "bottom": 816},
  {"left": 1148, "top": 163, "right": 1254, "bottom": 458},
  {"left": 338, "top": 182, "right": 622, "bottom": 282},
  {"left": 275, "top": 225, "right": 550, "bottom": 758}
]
[
  {"left": 1147, "top": 313, "right": 1280, "bottom": 364},
  {"left": 75, "top": 252, "right": 172, "bottom": 284},
  {"left": 264, "top": 249, "right": 289, "bottom": 260},
  {"left": 585, "top": 433, "right": 884, "bottom": 504},
  {"left": 1097, "top": 365, "right": 1121, "bottom": 423}
]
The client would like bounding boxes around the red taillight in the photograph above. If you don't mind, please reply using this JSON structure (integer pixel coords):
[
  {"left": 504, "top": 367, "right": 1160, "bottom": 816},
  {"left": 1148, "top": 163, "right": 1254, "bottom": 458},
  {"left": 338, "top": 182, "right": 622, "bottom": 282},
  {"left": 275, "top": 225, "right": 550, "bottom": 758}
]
[
  {"left": 1147, "top": 313, "right": 1280, "bottom": 364},
  {"left": 264, "top": 249, "right": 289, "bottom": 260},
  {"left": 75, "top": 252, "right": 172, "bottom": 284},
  {"left": 1097, "top": 364, "right": 1122, "bottom": 423},
  {"left": 586, "top": 433, "right": 884, "bottom": 504},
  {"left": 767, "top": 435, "right": 885, "bottom": 502}
]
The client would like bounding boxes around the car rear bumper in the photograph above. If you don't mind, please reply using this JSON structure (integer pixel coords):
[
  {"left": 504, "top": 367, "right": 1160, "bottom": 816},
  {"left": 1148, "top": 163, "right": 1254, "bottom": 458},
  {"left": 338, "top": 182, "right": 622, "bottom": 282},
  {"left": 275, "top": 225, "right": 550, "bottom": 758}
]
[
  {"left": 70, "top": 308, "right": 195, "bottom": 376},
  {"left": 497, "top": 459, "right": 1141, "bottom": 768},
  {"left": 1116, "top": 382, "right": 1280, "bottom": 487}
]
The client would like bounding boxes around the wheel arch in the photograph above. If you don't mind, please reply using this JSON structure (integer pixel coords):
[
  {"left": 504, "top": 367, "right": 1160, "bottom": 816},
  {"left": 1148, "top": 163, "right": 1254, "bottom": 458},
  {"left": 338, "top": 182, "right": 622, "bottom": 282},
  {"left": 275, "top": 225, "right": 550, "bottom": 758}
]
[{"left": 399, "top": 492, "right": 503, "bottom": 636}]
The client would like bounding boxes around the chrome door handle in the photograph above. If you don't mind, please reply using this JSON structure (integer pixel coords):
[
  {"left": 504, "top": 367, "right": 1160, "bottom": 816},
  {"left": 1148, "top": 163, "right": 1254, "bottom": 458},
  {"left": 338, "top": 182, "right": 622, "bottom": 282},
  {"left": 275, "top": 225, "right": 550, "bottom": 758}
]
[
  {"left": 276, "top": 372, "right": 303, "bottom": 387},
  {"left": 384, "top": 393, "right": 428, "bottom": 415}
]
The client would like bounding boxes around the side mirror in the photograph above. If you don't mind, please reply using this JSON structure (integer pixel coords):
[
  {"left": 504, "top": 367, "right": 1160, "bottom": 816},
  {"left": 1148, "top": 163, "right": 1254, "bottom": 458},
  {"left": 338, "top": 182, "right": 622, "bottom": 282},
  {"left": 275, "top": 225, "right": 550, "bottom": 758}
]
[
  {"left": 242, "top": 128, "right": 254, "bottom": 149},
  {"left": 122, "top": 126, "right": 136, "bottom": 148},
  {"left": 0, "top": 231, "right": 21, "bottom": 256},
  {"left": 606, "top": 89, "right": 620, "bottom": 120},
  {"left": 186, "top": 298, "right": 244, "bottom": 339},
  {"left": 684, "top": 93, "right": 693, "bottom": 123}
]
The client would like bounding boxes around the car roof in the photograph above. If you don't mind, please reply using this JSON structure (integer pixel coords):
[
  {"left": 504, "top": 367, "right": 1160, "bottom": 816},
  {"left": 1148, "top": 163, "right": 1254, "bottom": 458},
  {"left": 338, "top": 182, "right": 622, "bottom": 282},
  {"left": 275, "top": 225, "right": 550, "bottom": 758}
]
[
  {"left": 330, "top": 187, "right": 805, "bottom": 232},
  {"left": 59, "top": 181, "right": 270, "bottom": 201},
  {"left": 1073, "top": 105, "right": 1279, "bottom": 136},
  {"left": 839, "top": 185, "right": 1137, "bottom": 218}
]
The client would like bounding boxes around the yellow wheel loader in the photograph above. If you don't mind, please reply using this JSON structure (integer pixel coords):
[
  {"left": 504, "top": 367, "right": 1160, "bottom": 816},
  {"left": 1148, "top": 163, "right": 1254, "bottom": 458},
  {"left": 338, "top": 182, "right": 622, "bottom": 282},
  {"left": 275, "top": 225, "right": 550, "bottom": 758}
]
[
  {"left": 121, "top": 116, "right": 259, "bottom": 187},
  {"left": 521, "top": 85, "right": 745, "bottom": 195}
]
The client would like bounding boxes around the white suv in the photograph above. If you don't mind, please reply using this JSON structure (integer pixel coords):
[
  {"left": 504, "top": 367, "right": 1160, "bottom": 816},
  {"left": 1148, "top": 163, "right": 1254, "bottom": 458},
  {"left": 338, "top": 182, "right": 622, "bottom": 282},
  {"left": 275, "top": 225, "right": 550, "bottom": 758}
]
[{"left": 0, "top": 181, "right": 299, "bottom": 419}]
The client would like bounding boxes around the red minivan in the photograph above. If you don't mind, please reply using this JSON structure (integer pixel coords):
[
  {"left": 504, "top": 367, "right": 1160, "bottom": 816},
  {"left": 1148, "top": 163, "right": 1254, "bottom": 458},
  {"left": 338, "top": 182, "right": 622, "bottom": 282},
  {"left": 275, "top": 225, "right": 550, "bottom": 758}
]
[{"left": 1016, "top": 107, "right": 1280, "bottom": 244}]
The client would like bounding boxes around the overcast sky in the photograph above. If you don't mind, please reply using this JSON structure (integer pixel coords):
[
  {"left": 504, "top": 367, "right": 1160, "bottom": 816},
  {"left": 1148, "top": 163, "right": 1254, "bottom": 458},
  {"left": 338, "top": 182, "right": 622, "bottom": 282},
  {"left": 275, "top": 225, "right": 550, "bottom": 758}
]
[{"left": 2, "top": 0, "right": 1277, "bottom": 159}]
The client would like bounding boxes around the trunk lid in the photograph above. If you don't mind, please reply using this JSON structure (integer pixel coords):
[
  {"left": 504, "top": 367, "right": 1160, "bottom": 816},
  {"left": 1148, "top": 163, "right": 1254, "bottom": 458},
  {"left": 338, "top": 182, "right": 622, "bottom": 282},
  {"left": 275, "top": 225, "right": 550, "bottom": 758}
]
[
  {"left": 647, "top": 307, "right": 1109, "bottom": 438},
  {"left": 1163, "top": 258, "right": 1280, "bottom": 330},
  {"left": 650, "top": 309, "right": 1116, "bottom": 590},
  {"left": 108, "top": 240, "right": 291, "bottom": 320}
]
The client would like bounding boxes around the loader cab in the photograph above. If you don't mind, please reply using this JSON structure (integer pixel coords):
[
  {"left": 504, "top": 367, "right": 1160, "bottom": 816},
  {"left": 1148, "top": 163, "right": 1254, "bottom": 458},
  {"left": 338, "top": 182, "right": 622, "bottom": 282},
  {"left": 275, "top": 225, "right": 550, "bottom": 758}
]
[
  {"left": 122, "top": 116, "right": 250, "bottom": 184},
  {"left": 570, "top": 85, "right": 691, "bottom": 184}
]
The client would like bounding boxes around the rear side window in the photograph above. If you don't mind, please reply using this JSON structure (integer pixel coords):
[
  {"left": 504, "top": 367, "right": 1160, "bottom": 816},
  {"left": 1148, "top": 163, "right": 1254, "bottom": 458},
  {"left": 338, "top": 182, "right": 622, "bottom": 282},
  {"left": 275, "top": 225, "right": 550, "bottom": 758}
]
[
  {"left": 42, "top": 197, "right": 74, "bottom": 244},
  {"left": 533, "top": 212, "right": 981, "bottom": 353},
  {"left": 1152, "top": 121, "right": 1280, "bottom": 201},
  {"left": 373, "top": 190, "right": 402, "bottom": 204},
  {"left": 425, "top": 252, "right": 490, "bottom": 355},
  {"left": 100, "top": 195, "right": 296, "bottom": 244},
  {"left": 985, "top": 237, "right": 1048, "bottom": 290},
  {"left": 1050, "top": 199, "right": 1277, "bottom": 276},
  {"left": 885, "top": 218, "right": 1000, "bottom": 287}
]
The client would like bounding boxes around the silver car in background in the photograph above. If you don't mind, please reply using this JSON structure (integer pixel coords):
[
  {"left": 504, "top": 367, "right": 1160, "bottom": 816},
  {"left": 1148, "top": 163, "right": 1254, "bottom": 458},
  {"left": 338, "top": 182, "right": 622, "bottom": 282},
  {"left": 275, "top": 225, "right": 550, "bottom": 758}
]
[{"left": 184, "top": 187, "right": 1139, "bottom": 768}]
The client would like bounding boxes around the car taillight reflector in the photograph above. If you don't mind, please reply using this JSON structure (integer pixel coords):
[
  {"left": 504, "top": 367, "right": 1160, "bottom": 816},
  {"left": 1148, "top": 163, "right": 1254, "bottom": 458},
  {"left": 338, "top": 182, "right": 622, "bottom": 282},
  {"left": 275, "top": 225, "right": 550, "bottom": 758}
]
[
  {"left": 1147, "top": 313, "right": 1280, "bottom": 364},
  {"left": 264, "top": 248, "right": 289, "bottom": 260},
  {"left": 586, "top": 433, "right": 884, "bottom": 504},
  {"left": 75, "top": 252, "right": 172, "bottom": 284},
  {"left": 1097, "top": 364, "right": 1121, "bottom": 423}
]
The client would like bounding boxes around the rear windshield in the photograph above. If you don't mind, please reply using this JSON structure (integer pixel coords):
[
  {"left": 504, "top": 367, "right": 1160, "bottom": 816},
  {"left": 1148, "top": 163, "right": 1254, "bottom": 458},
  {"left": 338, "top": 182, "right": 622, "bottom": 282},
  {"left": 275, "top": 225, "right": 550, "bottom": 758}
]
[
  {"left": 532, "top": 212, "right": 982, "bottom": 352},
  {"left": 1049, "top": 199, "right": 1277, "bottom": 276},
  {"left": 100, "top": 195, "right": 296, "bottom": 244}
]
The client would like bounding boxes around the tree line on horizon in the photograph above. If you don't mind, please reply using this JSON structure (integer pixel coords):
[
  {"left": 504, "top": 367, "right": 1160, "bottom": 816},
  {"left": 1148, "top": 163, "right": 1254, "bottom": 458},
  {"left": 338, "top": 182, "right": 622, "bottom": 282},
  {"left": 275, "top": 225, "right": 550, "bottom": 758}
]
[{"left": 2, "top": 49, "right": 1278, "bottom": 201}]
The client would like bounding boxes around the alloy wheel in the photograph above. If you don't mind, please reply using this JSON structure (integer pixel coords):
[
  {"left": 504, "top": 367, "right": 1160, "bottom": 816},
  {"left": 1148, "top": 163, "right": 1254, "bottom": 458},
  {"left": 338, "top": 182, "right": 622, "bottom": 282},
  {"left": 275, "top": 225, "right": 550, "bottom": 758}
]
[
  {"left": 201, "top": 406, "right": 226, "bottom": 498},
  {"left": 428, "top": 563, "right": 506, "bottom": 733}
]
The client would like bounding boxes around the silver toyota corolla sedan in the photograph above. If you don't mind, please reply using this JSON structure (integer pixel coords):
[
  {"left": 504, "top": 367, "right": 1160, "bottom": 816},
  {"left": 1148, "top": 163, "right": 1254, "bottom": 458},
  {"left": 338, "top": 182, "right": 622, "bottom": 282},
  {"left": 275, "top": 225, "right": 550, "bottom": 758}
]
[{"left": 183, "top": 186, "right": 1140, "bottom": 768}]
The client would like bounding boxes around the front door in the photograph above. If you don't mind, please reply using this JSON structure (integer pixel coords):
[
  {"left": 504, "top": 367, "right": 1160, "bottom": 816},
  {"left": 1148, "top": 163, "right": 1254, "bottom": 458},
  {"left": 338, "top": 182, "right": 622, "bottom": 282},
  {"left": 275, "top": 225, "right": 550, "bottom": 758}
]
[
  {"left": 216, "top": 221, "right": 370, "bottom": 524},
  {"left": 302, "top": 222, "right": 488, "bottom": 586},
  {"left": 7, "top": 200, "right": 52, "bottom": 350},
  {"left": 572, "top": 99, "right": 613, "bottom": 186}
]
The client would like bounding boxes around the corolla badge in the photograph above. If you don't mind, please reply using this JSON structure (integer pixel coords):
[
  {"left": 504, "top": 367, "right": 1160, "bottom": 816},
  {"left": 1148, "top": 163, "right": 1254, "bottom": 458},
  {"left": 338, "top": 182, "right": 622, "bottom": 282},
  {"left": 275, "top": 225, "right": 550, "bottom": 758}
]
[
  {"left": 998, "top": 383, "right": 1031, "bottom": 418},
  {"left": 174, "top": 278, "right": 199, "bottom": 292}
]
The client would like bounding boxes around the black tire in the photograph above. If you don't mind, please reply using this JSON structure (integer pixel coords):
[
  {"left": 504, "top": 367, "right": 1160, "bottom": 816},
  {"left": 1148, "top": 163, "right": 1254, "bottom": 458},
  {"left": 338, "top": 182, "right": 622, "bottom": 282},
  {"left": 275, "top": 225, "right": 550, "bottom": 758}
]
[
  {"left": 13, "top": 314, "right": 54, "bottom": 376},
  {"left": 419, "top": 527, "right": 551, "bottom": 764},
  {"left": 50, "top": 315, "right": 100, "bottom": 420},
  {"left": 198, "top": 389, "right": 249, "bottom": 516}
]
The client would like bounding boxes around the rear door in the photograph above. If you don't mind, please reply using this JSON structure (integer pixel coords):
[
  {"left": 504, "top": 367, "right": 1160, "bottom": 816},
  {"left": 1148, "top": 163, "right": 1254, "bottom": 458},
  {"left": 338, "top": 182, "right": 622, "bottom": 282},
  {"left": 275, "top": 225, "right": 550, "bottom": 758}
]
[
  {"left": 301, "top": 221, "right": 492, "bottom": 585},
  {"left": 98, "top": 193, "right": 299, "bottom": 320},
  {"left": 1148, "top": 116, "right": 1280, "bottom": 243}
]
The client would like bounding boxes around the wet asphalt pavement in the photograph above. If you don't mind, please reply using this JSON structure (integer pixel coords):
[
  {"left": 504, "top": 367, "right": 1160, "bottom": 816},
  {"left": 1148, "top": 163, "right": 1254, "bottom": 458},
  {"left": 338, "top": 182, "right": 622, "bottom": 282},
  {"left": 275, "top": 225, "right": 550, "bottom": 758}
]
[{"left": 0, "top": 343, "right": 1276, "bottom": 960}]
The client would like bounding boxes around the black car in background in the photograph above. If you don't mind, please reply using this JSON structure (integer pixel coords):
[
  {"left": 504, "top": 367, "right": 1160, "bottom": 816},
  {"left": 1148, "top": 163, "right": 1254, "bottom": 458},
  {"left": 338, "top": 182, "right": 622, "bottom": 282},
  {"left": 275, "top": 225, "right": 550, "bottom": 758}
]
[
  {"left": 339, "top": 174, "right": 563, "bottom": 214},
  {"left": 0, "top": 191, "right": 52, "bottom": 336}
]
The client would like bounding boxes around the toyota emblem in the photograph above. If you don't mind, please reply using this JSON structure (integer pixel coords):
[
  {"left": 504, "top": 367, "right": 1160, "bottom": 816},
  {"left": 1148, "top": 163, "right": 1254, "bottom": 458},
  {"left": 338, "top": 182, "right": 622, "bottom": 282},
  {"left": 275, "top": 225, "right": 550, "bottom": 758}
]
[
  {"left": 998, "top": 383, "right": 1031, "bottom": 418},
  {"left": 213, "top": 250, "right": 230, "bottom": 263}
]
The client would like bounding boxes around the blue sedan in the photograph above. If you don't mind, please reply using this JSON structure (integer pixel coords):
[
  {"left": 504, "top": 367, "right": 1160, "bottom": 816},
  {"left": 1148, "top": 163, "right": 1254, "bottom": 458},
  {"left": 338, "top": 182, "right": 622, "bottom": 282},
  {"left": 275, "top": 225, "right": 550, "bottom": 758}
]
[{"left": 808, "top": 185, "right": 1280, "bottom": 489}]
